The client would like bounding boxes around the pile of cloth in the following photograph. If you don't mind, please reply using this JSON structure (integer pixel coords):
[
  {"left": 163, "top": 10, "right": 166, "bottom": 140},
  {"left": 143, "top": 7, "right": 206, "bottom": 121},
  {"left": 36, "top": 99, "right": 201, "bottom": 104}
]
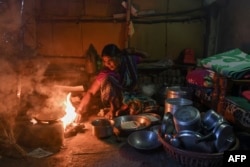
[
  {"left": 200, "top": 48, "right": 250, "bottom": 80},
  {"left": 186, "top": 68, "right": 214, "bottom": 88}
]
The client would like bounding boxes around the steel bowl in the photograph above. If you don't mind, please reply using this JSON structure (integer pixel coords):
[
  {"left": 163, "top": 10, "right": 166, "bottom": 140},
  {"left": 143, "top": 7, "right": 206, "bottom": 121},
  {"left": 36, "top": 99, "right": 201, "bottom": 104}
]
[
  {"left": 112, "top": 115, "right": 151, "bottom": 136},
  {"left": 150, "top": 124, "right": 161, "bottom": 134},
  {"left": 127, "top": 130, "right": 162, "bottom": 150}
]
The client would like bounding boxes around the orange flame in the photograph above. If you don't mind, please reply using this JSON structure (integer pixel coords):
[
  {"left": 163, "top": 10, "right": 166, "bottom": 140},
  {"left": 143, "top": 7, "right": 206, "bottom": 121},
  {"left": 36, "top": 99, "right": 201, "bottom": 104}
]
[{"left": 61, "top": 93, "right": 77, "bottom": 129}]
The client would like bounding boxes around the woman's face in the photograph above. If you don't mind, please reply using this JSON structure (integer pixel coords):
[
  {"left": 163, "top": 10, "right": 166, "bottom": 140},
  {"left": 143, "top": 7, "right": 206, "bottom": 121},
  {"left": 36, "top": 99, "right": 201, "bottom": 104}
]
[{"left": 102, "top": 55, "right": 119, "bottom": 71}]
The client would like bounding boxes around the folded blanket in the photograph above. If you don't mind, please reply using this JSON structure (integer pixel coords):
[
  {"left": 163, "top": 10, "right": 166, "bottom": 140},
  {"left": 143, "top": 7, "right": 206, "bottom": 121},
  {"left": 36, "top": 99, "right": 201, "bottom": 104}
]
[
  {"left": 200, "top": 48, "right": 250, "bottom": 79},
  {"left": 226, "top": 96, "right": 250, "bottom": 112},
  {"left": 186, "top": 68, "right": 214, "bottom": 88}
]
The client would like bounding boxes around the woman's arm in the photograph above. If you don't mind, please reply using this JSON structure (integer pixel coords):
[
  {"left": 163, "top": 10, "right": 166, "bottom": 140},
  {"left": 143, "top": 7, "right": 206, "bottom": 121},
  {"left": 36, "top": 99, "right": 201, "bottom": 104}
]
[
  {"left": 126, "top": 47, "right": 149, "bottom": 63},
  {"left": 76, "top": 78, "right": 101, "bottom": 114},
  {"left": 54, "top": 85, "right": 85, "bottom": 92},
  {"left": 126, "top": 47, "right": 149, "bottom": 58}
]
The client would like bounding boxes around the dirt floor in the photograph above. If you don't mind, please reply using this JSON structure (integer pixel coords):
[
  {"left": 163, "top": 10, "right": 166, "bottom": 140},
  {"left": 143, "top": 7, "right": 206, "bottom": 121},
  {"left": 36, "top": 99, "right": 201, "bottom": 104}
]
[{"left": 0, "top": 115, "right": 182, "bottom": 167}]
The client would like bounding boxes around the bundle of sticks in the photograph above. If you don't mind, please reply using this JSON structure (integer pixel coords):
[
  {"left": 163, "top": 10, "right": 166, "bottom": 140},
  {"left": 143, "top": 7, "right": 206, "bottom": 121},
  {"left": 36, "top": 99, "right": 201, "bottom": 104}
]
[{"left": 0, "top": 116, "right": 27, "bottom": 157}]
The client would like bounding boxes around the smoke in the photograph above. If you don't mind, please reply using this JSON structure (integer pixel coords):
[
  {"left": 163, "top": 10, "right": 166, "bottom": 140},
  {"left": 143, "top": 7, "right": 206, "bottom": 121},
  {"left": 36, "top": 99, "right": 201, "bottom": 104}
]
[
  {"left": 19, "top": 58, "right": 67, "bottom": 120},
  {"left": 0, "top": 0, "right": 67, "bottom": 121},
  {"left": 0, "top": 0, "right": 68, "bottom": 118},
  {"left": 0, "top": 57, "right": 67, "bottom": 122},
  {"left": 0, "top": 0, "right": 23, "bottom": 56},
  {"left": 0, "top": 59, "right": 19, "bottom": 122}
]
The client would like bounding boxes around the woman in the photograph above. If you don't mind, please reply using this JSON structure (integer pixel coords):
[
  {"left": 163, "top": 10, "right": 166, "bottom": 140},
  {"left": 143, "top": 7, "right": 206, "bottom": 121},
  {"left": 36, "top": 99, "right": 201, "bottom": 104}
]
[{"left": 76, "top": 44, "right": 148, "bottom": 120}]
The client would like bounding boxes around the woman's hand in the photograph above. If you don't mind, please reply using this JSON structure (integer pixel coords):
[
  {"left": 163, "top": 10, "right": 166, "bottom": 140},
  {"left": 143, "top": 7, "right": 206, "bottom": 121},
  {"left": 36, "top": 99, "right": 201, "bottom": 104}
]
[
  {"left": 126, "top": 47, "right": 135, "bottom": 54},
  {"left": 76, "top": 106, "right": 86, "bottom": 115},
  {"left": 76, "top": 92, "right": 91, "bottom": 114}
]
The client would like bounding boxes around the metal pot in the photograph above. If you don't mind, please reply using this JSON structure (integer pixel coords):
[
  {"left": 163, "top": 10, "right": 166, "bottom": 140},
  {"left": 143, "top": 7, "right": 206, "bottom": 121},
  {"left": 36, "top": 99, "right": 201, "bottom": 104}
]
[
  {"left": 174, "top": 130, "right": 215, "bottom": 153},
  {"left": 91, "top": 119, "right": 113, "bottom": 138},
  {"left": 156, "top": 85, "right": 191, "bottom": 106},
  {"left": 202, "top": 109, "right": 226, "bottom": 131},
  {"left": 161, "top": 112, "right": 176, "bottom": 136},
  {"left": 167, "top": 86, "right": 189, "bottom": 99},
  {"left": 173, "top": 106, "right": 201, "bottom": 132},
  {"left": 213, "top": 122, "right": 236, "bottom": 152},
  {"left": 196, "top": 122, "right": 236, "bottom": 152},
  {"left": 165, "top": 98, "right": 193, "bottom": 115}
]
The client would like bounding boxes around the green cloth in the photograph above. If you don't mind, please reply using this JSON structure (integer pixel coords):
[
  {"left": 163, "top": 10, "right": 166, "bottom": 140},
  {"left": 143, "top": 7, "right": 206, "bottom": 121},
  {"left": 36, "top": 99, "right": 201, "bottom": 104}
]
[
  {"left": 226, "top": 96, "right": 250, "bottom": 111},
  {"left": 200, "top": 48, "right": 250, "bottom": 79}
]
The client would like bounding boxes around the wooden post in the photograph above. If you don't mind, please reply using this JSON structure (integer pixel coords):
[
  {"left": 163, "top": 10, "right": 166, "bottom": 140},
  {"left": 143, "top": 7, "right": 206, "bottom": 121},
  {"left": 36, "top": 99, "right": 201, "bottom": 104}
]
[
  {"left": 217, "top": 76, "right": 227, "bottom": 115},
  {"left": 125, "top": 0, "right": 131, "bottom": 48},
  {"left": 211, "top": 73, "right": 219, "bottom": 111}
]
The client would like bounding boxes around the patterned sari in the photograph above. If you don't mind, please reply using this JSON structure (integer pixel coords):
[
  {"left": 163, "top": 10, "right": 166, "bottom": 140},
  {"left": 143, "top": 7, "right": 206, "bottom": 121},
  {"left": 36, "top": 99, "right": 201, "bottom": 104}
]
[{"left": 98, "top": 53, "right": 139, "bottom": 109}]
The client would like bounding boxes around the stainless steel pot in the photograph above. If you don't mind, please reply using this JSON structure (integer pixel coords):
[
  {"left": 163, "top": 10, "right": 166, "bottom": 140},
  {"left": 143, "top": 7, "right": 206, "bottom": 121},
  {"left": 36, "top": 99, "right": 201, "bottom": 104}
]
[
  {"left": 213, "top": 122, "right": 236, "bottom": 152},
  {"left": 173, "top": 106, "right": 201, "bottom": 132},
  {"left": 202, "top": 109, "right": 226, "bottom": 131},
  {"left": 165, "top": 98, "right": 193, "bottom": 115},
  {"left": 156, "top": 85, "right": 192, "bottom": 106},
  {"left": 196, "top": 121, "right": 236, "bottom": 152},
  {"left": 91, "top": 119, "right": 113, "bottom": 138},
  {"left": 161, "top": 112, "right": 176, "bottom": 136},
  {"left": 167, "top": 86, "right": 189, "bottom": 99},
  {"left": 173, "top": 130, "right": 215, "bottom": 153}
]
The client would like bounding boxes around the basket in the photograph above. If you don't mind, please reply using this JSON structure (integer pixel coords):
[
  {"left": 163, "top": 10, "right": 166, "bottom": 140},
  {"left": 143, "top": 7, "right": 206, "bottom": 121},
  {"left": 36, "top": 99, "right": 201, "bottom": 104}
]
[{"left": 159, "top": 135, "right": 239, "bottom": 167}]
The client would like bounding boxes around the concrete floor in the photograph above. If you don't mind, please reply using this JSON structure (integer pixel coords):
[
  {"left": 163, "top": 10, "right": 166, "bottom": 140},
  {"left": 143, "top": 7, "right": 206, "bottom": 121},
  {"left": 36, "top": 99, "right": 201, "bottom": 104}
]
[{"left": 0, "top": 116, "right": 182, "bottom": 167}]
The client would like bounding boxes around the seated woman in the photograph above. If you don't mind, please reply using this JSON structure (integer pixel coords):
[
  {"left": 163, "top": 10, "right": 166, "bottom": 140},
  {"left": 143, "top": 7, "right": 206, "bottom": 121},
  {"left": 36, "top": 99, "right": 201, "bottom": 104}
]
[{"left": 76, "top": 43, "right": 148, "bottom": 121}]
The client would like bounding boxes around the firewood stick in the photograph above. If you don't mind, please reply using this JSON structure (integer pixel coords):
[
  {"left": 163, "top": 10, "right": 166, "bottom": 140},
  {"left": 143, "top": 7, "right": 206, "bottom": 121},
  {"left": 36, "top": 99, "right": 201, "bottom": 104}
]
[
  {"left": 0, "top": 120, "right": 27, "bottom": 157},
  {"left": 13, "top": 143, "right": 27, "bottom": 157}
]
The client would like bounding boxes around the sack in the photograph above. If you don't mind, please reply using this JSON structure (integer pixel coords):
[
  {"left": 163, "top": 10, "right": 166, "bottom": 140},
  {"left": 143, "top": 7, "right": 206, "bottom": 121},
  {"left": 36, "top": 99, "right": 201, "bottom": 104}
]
[{"left": 85, "top": 44, "right": 99, "bottom": 74}]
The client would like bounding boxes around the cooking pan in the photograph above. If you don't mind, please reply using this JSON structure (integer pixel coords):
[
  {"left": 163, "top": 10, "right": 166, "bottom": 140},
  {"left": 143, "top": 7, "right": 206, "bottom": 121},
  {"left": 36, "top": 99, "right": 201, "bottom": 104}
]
[{"left": 32, "top": 109, "right": 65, "bottom": 124}]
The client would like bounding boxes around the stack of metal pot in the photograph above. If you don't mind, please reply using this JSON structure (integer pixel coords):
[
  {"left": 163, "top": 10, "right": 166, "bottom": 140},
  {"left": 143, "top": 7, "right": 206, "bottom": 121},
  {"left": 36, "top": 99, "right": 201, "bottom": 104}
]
[
  {"left": 160, "top": 86, "right": 236, "bottom": 153},
  {"left": 164, "top": 86, "right": 193, "bottom": 113},
  {"left": 201, "top": 109, "right": 236, "bottom": 152},
  {"left": 161, "top": 104, "right": 236, "bottom": 153},
  {"left": 163, "top": 86, "right": 193, "bottom": 122}
]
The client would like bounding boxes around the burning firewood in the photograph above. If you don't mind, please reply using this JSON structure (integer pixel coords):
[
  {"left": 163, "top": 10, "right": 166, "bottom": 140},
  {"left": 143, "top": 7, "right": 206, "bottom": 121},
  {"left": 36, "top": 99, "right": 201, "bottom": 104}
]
[{"left": 64, "top": 122, "right": 85, "bottom": 138}]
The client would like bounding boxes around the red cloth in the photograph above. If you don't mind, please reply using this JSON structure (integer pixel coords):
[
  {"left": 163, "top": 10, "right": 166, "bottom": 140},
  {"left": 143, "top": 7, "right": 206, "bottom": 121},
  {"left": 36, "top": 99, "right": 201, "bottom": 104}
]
[
  {"left": 186, "top": 69, "right": 213, "bottom": 88},
  {"left": 242, "top": 90, "right": 250, "bottom": 101}
]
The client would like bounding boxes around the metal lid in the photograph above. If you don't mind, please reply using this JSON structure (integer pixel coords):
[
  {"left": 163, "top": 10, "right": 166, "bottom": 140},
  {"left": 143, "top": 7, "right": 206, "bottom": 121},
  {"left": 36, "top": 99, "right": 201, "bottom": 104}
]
[
  {"left": 168, "top": 86, "right": 187, "bottom": 95},
  {"left": 165, "top": 98, "right": 193, "bottom": 106},
  {"left": 165, "top": 98, "right": 193, "bottom": 115}
]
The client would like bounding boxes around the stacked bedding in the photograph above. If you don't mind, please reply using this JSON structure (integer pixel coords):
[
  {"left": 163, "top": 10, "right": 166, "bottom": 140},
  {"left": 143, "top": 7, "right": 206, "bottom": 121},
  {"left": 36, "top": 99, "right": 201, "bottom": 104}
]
[{"left": 200, "top": 48, "right": 250, "bottom": 79}]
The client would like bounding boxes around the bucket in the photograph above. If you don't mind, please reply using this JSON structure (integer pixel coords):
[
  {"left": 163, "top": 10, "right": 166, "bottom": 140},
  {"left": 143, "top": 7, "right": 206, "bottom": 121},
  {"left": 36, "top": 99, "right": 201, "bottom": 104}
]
[{"left": 165, "top": 98, "right": 193, "bottom": 115}]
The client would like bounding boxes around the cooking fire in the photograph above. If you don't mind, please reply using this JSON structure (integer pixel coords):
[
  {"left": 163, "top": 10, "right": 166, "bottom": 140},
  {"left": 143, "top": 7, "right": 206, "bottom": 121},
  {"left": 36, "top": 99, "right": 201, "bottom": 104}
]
[{"left": 62, "top": 93, "right": 85, "bottom": 138}]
